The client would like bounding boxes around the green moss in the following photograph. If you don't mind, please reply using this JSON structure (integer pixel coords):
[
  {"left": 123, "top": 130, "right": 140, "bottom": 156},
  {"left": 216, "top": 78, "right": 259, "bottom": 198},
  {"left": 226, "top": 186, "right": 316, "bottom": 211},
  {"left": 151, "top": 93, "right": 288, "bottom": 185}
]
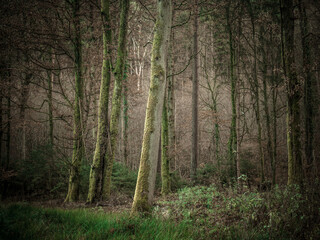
[{"left": 132, "top": 0, "right": 172, "bottom": 214}]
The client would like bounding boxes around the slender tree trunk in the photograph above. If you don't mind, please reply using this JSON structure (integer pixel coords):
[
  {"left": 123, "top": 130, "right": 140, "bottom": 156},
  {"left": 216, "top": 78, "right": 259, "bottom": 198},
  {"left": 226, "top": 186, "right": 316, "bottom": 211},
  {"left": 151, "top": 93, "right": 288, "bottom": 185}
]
[
  {"left": 65, "top": 0, "right": 84, "bottom": 202},
  {"left": 260, "top": 27, "right": 273, "bottom": 184},
  {"left": 161, "top": 92, "right": 170, "bottom": 195},
  {"left": 299, "top": 0, "right": 314, "bottom": 179},
  {"left": 123, "top": 64, "right": 129, "bottom": 167},
  {"left": 19, "top": 72, "right": 31, "bottom": 163},
  {"left": 167, "top": 10, "right": 176, "bottom": 171},
  {"left": 281, "top": 0, "right": 303, "bottom": 185},
  {"left": 131, "top": 0, "right": 172, "bottom": 213},
  {"left": 191, "top": 0, "right": 198, "bottom": 180},
  {"left": 247, "top": 0, "right": 265, "bottom": 184},
  {"left": 102, "top": 0, "right": 130, "bottom": 199},
  {"left": 87, "top": 0, "right": 112, "bottom": 204},
  {"left": 226, "top": 2, "right": 237, "bottom": 180},
  {"left": 271, "top": 72, "right": 278, "bottom": 185},
  {"left": 6, "top": 86, "right": 11, "bottom": 170}
]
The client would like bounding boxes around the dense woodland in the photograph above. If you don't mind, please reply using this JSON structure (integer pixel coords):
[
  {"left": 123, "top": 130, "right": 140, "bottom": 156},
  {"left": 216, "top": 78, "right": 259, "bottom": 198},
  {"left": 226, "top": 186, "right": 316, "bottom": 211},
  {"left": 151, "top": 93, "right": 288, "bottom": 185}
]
[{"left": 0, "top": 0, "right": 320, "bottom": 239}]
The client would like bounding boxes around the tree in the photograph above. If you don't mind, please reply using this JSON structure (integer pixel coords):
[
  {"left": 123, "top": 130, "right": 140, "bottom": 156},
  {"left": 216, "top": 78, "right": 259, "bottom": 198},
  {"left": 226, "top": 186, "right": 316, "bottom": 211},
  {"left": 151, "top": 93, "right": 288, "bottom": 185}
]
[
  {"left": 87, "top": 0, "right": 112, "bottom": 203},
  {"left": 246, "top": 0, "right": 265, "bottom": 184},
  {"left": 226, "top": 0, "right": 237, "bottom": 180},
  {"left": 65, "top": 0, "right": 84, "bottom": 203},
  {"left": 102, "top": 0, "right": 130, "bottom": 200},
  {"left": 131, "top": 0, "right": 172, "bottom": 213},
  {"left": 281, "top": 0, "right": 303, "bottom": 185},
  {"left": 190, "top": 0, "right": 199, "bottom": 180},
  {"left": 299, "top": 0, "right": 315, "bottom": 179}
]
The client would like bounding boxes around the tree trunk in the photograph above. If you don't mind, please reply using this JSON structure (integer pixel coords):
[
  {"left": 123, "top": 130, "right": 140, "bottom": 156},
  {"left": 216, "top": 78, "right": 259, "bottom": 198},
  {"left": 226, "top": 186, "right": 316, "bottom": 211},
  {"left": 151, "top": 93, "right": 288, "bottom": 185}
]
[
  {"left": 87, "top": 0, "right": 112, "bottom": 204},
  {"left": 161, "top": 92, "right": 170, "bottom": 195},
  {"left": 246, "top": 0, "right": 265, "bottom": 184},
  {"left": 65, "top": 0, "right": 84, "bottom": 202},
  {"left": 299, "top": 0, "right": 314, "bottom": 179},
  {"left": 167, "top": 10, "right": 176, "bottom": 171},
  {"left": 123, "top": 64, "right": 129, "bottom": 167},
  {"left": 131, "top": 0, "right": 172, "bottom": 213},
  {"left": 102, "top": 0, "right": 130, "bottom": 200},
  {"left": 281, "top": 0, "right": 303, "bottom": 185},
  {"left": 191, "top": 0, "right": 198, "bottom": 180},
  {"left": 226, "top": 1, "right": 237, "bottom": 180},
  {"left": 259, "top": 27, "right": 273, "bottom": 184}
]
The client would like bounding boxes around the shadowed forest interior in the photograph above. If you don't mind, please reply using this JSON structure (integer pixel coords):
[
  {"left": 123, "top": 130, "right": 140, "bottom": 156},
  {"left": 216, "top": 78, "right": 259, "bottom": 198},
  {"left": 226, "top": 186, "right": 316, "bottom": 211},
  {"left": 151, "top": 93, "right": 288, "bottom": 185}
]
[{"left": 0, "top": 0, "right": 320, "bottom": 239}]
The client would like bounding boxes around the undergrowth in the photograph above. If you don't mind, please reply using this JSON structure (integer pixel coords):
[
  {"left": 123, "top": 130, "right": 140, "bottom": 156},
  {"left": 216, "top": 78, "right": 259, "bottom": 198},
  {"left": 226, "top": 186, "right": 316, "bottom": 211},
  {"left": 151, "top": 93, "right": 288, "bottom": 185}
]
[{"left": 155, "top": 182, "right": 320, "bottom": 239}]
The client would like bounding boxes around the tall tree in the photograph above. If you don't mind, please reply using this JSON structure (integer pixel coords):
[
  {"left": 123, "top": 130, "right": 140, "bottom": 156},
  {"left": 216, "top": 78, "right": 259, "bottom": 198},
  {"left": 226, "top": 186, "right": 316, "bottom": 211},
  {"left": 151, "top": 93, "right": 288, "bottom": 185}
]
[
  {"left": 191, "top": 0, "right": 199, "bottom": 180},
  {"left": 299, "top": 0, "right": 315, "bottom": 179},
  {"left": 87, "top": 0, "right": 112, "bottom": 203},
  {"left": 281, "top": 0, "right": 303, "bottom": 185},
  {"left": 131, "top": 0, "right": 172, "bottom": 213},
  {"left": 65, "top": 0, "right": 84, "bottom": 202},
  {"left": 226, "top": 1, "right": 237, "bottom": 180},
  {"left": 247, "top": 0, "right": 265, "bottom": 184},
  {"left": 102, "top": 0, "right": 130, "bottom": 199}
]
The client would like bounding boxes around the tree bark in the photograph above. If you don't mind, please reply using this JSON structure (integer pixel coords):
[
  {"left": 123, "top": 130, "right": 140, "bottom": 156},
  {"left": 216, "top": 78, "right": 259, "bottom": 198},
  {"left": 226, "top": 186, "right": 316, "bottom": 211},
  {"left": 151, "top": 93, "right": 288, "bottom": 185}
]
[
  {"left": 281, "top": 0, "right": 303, "bottom": 185},
  {"left": 226, "top": 1, "right": 237, "bottom": 180},
  {"left": 191, "top": 0, "right": 199, "bottom": 180},
  {"left": 299, "top": 0, "right": 314, "bottom": 179},
  {"left": 102, "top": 0, "right": 130, "bottom": 200},
  {"left": 65, "top": 0, "right": 84, "bottom": 202},
  {"left": 87, "top": 0, "right": 112, "bottom": 203},
  {"left": 131, "top": 0, "right": 172, "bottom": 213}
]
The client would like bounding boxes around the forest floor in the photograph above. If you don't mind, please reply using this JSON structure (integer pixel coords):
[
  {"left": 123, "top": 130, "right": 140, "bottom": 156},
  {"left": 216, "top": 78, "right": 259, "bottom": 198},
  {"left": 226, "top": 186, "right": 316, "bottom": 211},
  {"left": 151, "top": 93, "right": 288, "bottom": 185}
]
[{"left": 1, "top": 183, "right": 320, "bottom": 239}]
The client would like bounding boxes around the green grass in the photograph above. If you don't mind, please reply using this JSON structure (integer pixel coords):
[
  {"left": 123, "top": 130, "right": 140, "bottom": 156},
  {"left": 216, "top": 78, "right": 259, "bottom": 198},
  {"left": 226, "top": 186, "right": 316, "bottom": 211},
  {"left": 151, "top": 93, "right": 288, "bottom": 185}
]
[{"left": 0, "top": 203, "right": 196, "bottom": 240}]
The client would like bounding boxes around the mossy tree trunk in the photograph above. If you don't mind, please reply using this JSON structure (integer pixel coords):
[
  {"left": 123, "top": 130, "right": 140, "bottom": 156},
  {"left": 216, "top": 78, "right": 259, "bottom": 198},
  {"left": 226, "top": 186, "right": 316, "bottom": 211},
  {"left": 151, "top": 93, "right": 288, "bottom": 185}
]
[
  {"left": 226, "top": 1, "right": 237, "bottom": 180},
  {"left": 281, "top": 0, "right": 303, "bottom": 185},
  {"left": 131, "top": 0, "right": 172, "bottom": 213},
  {"left": 87, "top": 0, "right": 112, "bottom": 204},
  {"left": 102, "top": 0, "right": 130, "bottom": 200},
  {"left": 65, "top": 0, "right": 84, "bottom": 203},
  {"left": 191, "top": 0, "right": 199, "bottom": 180}
]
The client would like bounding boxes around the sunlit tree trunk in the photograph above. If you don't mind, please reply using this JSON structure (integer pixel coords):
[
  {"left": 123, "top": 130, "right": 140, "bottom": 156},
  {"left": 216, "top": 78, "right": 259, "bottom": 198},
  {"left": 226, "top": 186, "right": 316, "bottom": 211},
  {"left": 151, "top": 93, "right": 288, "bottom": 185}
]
[
  {"left": 65, "top": 0, "right": 84, "bottom": 203},
  {"left": 131, "top": 0, "right": 172, "bottom": 213},
  {"left": 87, "top": 0, "right": 112, "bottom": 203},
  {"left": 281, "top": 0, "right": 303, "bottom": 185},
  {"left": 102, "top": 0, "right": 130, "bottom": 199}
]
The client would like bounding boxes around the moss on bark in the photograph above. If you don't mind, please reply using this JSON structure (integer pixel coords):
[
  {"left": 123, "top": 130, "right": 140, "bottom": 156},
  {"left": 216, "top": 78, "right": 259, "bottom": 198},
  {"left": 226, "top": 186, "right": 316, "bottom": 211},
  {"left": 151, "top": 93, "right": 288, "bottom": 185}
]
[
  {"left": 132, "top": 0, "right": 172, "bottom": 214},
  {"left": 87, "top": 0, "right": 112, "bottom": 204},
  {"left": 102, "top": 0, "right": 130, "bottom": 200}
]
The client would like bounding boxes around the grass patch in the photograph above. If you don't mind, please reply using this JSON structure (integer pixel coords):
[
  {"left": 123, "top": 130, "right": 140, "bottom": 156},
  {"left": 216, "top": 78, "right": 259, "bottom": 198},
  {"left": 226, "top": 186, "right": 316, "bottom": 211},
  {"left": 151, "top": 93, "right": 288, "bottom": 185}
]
[{"left": 0, "top": 203, "right": 196, "bottom": 240}]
